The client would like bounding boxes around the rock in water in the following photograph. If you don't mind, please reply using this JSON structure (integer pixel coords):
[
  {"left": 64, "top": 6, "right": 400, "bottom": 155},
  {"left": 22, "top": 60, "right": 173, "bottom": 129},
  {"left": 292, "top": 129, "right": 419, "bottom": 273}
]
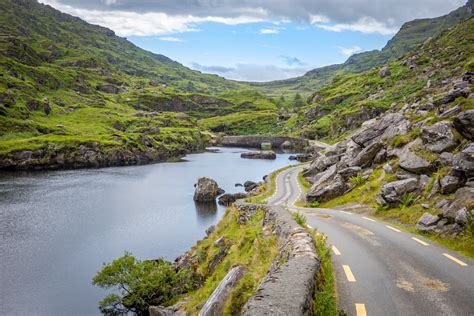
[
  {"left": 193, "top": 177, "right": 224, "bottom": 202},
  {"left": 241, "top": 151, "right": 276, "bottom": 160}
]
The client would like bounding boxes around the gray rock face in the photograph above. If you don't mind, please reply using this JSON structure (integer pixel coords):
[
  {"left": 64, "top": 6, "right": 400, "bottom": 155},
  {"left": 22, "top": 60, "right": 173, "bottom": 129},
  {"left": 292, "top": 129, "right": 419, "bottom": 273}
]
[
  {"left": 349, "top": 142, "right": 383, "bottom": 167},
  {"left": 218, "top": 193, "right": 247, "bottom": 206},
  {"left": 421, "top": 121, "right": 457, "bottom": 153},
  {"left": 416, "top": 212, "right": 441, "bottom": 232},
  {"left": 438, "top": 105, "right": 462, "bottom": 118},
  {"left": 241, "top": 151, "right": 276, "bottom": 160},
  {"left": 338, "top": 166, "right": 362, "bottom": 181},
  {"left": 243, "top": 181, "right": 259, "bottom": 192},
  {"left": 439, "top": 175, "right": 465, "bottom": 195},
  {"left": 351, "top": 113, "right": 409, "bottom": 147},
  {"left": 442, "top": 187, "right": 474, "bottom": 221},
  {"left": 455, "top": 208, "right": 468, "bottom": 225},
  {"left": 303, "top": 155, "right": 339, "bottom": 178},
  {"left": 398, "top": 150, "right": 433, "bottom": 174},
  {"left": 453, "top": 143, "right": 474, "bottom": 177},
  {"left": 379, "top": 66, "right": 391, "bottom": 77},
  {"left": 307, "top": 175, "right": 345, "bottom": 203},
  {"left": 194, "top": 177, "right": 224, "bottom": 202},
  {"left": 199, "top": 266, "right": 246, "bottom": 316},
  {"left": 453, "top": 110, "right": 474, "bottom": 141},
  {"left": 378, "top": 178, "right": 418, "bottom": 205}
]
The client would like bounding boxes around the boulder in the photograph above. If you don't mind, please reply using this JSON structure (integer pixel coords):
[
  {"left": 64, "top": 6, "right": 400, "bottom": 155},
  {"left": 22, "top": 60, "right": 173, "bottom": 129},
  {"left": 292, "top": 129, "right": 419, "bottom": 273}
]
[
  {"left": 194, "top": 177, "right": 224, "bottom": 202},
  {"left": 218, "top": 193, "right": 247, "bottom": 206},
  {"left": 438, "top": 105, "right": 462, "bottom": 118},
  {"left": 379, "top": 66, "right": 391, "bottom": 78},
  {"left": 378, "top": 178, "right": 418, "bottom": 205},
  {"left": 243, "top": 181, "right": 259, "bottom": 192},
  {"left": 307, "top": 175, "right": 345, "bottom": 203},
  {"left": 420, "top": 121, "right": 457, "bottom": 153},
  {"left": 452, "top": 143, "right": 474, "bottom": 177},
  {"left": 351, "top": 113, "right": 410, "bottom": 148},
  {"left": 398, "top": 150, "right": 433, "bottom": 174},
  {"left": 241, "top": 151, "right": 276, "bottom": 160},
  {"left": 416, "top": 212, "right": 441, "bottom": 232},
  {"left": 453, "top": 110, "right": 474, "bottom": 141},
  {"left": 438, "top": 152, "right": 454, "bottom": 166},
  {"left": 455, "top": 208, "right": 468, "bottom": 225},
  {"left": 337, "top": 166, "right": 362, "bottom": 181},
  {"left": 303, "top": 155, "right": 339, "bottom": 177},
  {"left": 441, "top": 187, "right": 474, "bottom": 221},
  {"left": 289, "top": 154, "right": 312, "bottom": 162},
  {"left": 439, "top": 175, "right": 465, "bottom": 195},
  {"left": 383, "top": 163, "right": 394, "bottom": 174},
  {"left": 348, "top": 142, "right": 383, "bottom": 167}
]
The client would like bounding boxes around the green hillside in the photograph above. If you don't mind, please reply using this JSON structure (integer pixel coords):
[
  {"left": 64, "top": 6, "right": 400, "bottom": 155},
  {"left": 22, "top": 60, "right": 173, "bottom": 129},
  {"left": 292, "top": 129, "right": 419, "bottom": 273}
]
[{"left": 252, "top": 0, "right": 473, "bottom": 95}]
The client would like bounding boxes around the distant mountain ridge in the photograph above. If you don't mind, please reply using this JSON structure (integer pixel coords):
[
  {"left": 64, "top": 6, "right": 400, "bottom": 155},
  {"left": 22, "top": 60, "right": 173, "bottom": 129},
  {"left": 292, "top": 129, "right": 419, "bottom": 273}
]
[{"left": 251, "top": 0, "right": 474, "bottom": 94}]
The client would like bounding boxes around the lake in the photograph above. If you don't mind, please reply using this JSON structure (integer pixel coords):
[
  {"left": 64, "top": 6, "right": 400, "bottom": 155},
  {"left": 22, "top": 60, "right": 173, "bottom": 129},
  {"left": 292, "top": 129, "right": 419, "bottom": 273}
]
[{"left": 0, "top": 147, "right": 295, "bottom": 315}]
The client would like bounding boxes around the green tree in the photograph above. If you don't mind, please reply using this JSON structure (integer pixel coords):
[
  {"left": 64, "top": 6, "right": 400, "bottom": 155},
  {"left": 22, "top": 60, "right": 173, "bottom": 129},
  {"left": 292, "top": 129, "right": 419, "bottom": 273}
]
[
  {"left": 92, "top": 252, "right": 195, "bottom": 315},
  {"left": 293, "top": 93, "right": 305, "bottom": 108}
]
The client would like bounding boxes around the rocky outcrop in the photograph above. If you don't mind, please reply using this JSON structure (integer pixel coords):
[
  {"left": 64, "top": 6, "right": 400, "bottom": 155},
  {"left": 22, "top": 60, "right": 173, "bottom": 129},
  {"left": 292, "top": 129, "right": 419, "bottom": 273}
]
[
  {"left": 193, "top": 177, "right": 224, "bottom": 202},
  {"left": 351, "top": 113, "right": 410, "bottom": 147},
  {"left": 218, "top": 136, "right": 309, "bottom": 150},
  {"left": 307, "top": 175, "right": 345, "bottom": 203},
  {"left": 416, "top": 213, "right": 441, "bottom": 232},
  {"left": 453, "top": 110, "right": 474, "bottom": 140},
  {"left": 377, "top": 178, "right": 418, "bottom": 205},
  {"left": 421, "top": 121, "right": 457, "bottom": 153},
  {"left": 217, "top": 193, "right": 247, "bottom": 206},
  {"left": 241, "top": 151, "right": 276, "bottom": 160},
  {"left": 453, "top": 143, "right": 474, "bottom": 177},
  {"left": 398, "top": 150, "right": 434, "bottom": 174},
  {"left": 199, "top": 266, "right": 246, "bottom": 316}
]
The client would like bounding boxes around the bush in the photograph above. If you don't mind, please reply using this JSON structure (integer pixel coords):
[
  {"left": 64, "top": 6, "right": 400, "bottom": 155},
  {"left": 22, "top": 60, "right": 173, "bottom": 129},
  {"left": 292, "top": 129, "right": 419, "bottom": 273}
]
[
  {"left": 92, "top": 252, "right": 195, "bottom": 315},
  {"left": 399, "top": 192, "right": 419, "bottom": 209},
  {"left": 349, "top": 173, "right": 366, "bottom": 186},
  {"left": 293, "top": 211, "right": 307, "bottom": 226}
]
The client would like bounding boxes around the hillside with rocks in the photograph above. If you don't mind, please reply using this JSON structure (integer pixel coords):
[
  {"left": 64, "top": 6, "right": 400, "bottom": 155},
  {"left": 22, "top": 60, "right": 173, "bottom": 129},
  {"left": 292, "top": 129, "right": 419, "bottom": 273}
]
[
  {"left": 0, "top": 0, "right": 286, "bottom": 170},
  {"left": 252, "top": 0, "right": 473, "bottom": 95},
  {"left": 299, "top": 18, "right": 473, "bottom": 253}
]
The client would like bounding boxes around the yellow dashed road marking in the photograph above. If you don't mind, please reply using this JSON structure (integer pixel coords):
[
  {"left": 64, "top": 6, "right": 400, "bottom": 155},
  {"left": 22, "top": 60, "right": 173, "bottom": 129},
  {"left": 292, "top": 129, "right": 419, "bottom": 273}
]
[
  {"left": 362, "top": 216, "right": 376, "bottom": 222},
  {"left": 411, "top": 237, "right": 429, "bottom": 246},
  {"left": 340, "top": 211, "right": 352, "bottom": 215},
  {"left": 443, "top": 253, "right": 468, "bottom": 267},
  {"left": 342, "top": 265, "right": 356, "bottom": 282},
  {"left": 385, "top": 225, "right": 401, "bottom": 232},
  {"left": 332, "top": 245, "right": 341, "bottom": 256},
  {"left": 356, "top": 303, "right": 367, "bottom": 316}
]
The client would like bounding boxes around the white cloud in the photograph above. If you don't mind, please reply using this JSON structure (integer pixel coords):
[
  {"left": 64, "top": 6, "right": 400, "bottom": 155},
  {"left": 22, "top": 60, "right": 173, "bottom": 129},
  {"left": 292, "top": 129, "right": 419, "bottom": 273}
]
[
  {"left": 190, "top": 63, "right": 312, "bottom": 82},
  {"left": 39, "top": 0, "right": 264, "bottom": 36},
  {"left": 260, "top": 28, "right": 279, "bottom": 34},
  {"left": 159, "top": 36, "right": 183, "bottom": 42},
  {"left": 314, "top": 17, "right": 398, "bottom": 35},
  {"left": 337, "top": 46, "right": 364, "bottom": 57},
  {"left": 309, "top": 14, "right": 329, "bottom": 24}
]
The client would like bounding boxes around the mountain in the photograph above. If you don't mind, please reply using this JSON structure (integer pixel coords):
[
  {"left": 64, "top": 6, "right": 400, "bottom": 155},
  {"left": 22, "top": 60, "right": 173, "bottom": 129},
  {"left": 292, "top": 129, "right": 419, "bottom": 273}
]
[
  {"left": 251, "top": 0, "right": 473, "bottom": 95},
  {"left": 0, "top": 0, "right": 290, "bottom": 170}
]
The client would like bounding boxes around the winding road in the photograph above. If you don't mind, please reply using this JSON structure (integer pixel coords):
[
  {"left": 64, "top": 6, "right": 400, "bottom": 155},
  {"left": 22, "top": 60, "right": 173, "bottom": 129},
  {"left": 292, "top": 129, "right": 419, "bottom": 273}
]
[{"left": 268, "top": 165, "right": 474, "bottom": 316}]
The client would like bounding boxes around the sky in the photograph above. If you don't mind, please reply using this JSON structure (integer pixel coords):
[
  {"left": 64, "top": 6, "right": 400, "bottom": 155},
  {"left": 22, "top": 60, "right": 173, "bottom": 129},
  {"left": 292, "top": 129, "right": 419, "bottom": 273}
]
[{"left": 39, "top": 0, "right": 466, "bottom": 82}]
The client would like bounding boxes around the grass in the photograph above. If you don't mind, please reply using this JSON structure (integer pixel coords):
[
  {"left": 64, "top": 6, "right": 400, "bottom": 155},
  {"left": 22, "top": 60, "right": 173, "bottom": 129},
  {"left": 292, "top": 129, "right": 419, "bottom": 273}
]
[
  {"left": 184, "top": 206, "right": 279, "bottom": 314},
  {"left": 292, "top": 211, "right": 307, "bottom": 226},
  {"left": 349, "top": 173, "right": 367, "bottom": 187}
]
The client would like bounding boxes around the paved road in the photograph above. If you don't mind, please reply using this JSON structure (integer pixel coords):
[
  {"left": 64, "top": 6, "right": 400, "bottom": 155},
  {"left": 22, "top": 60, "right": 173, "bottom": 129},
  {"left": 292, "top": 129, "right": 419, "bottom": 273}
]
[{"left": 268, "top": 166, "right": 474, "bottom": 316}]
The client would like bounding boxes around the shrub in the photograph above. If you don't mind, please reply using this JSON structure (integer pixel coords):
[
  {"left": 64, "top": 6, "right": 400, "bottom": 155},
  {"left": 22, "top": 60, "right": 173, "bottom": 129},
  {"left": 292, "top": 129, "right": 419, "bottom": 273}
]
[
  {"left": 349, "top": 173, "right": 366, "bottom": 186},
  {"left": 306, "top": 201, "right": 321, "bottom": 208},
  {"left": 92, "top": 252, "right": 195, "bottom": 315},
  {"left": 292, "top": 211, "right": 307, "bottom": 226},
  {"left": 399, "top": 192, "right": 419, "bottom": 209}
]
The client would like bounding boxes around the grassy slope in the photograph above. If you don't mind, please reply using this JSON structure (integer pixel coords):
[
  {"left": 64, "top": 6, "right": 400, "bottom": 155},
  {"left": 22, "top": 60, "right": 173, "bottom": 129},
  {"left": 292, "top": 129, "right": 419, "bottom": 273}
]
[
  {"left": 0, "top": 0, "right": 284, "bottom": 161},
  {"left": 250, "top": 1, "right": 473, "bottom": 95},
  {"left": 183, "top": 207, "right": 279, "bottom": 314}
]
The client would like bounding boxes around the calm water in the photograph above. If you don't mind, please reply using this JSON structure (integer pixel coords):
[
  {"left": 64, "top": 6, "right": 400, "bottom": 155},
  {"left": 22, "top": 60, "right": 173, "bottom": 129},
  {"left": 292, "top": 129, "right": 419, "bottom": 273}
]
[{"left": 0, "top": 147, "right": 295, "bottom": 315}]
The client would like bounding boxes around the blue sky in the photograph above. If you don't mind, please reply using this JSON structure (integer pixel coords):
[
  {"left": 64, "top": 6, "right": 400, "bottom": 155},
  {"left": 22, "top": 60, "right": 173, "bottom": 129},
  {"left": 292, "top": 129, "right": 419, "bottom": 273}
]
[
  {"left": 40, "top": 0, "right": 466, "bottom": 82},
  {"left": 128, "top": 21, "right": 390, "bottom": 81}
]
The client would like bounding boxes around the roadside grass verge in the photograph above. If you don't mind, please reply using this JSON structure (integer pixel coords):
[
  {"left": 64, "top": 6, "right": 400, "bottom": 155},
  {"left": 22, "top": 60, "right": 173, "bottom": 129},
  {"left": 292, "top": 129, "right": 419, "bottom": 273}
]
[
  {"left": 246, "top": 164, "right": 296, "bottom": 204},
  {"left": 184, "top": 206, "right": 279, "bottom": 314}
]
